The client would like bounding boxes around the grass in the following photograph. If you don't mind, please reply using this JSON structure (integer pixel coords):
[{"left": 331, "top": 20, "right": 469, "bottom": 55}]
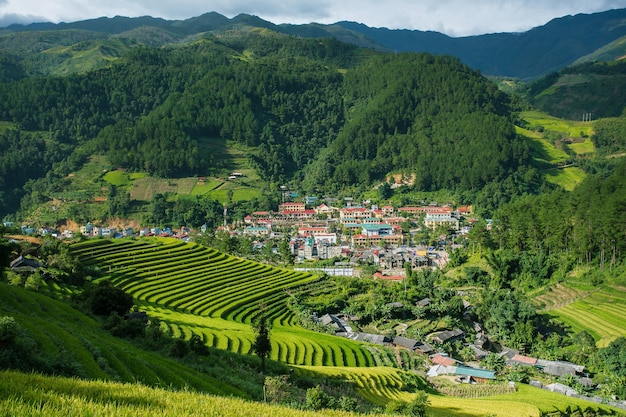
[
  {"left": 0, "top": 370, "right": 381, "bottom": 417},
  {"left": 103, "top": 170, "right": 132, "bottom": 187},
  {"left": 521, "top": 110, "right": 594, "bottom": 138},
  {"left": 130, "top": 177, "right": 198, "bottom": 201},
  {"left": 0, "top": 282, "right": 243, "bottom": 395},
  {"left": 543, "top": 166, "right": 587, "bottom": 191},
  {"left": 516, "top": 110, "right": 593, "bottom": 190},
  {"left": 568, "top": 138, "right": 595, "bottom": 155}
]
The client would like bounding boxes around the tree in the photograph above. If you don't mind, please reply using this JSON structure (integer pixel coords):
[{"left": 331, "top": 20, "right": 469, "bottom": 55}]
[
  {"left": 252, "top": 303, "right": 272, "bottom": 371},
  {"left": 378, "top": 181, "right": 392, "bottom": 200}
]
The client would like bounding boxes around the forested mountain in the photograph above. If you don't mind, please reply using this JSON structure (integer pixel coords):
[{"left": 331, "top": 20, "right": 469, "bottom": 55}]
[
  {"left": 3, "top": 8, "right": 626, "bottom": 79},
  {"left": 0, "top": 29, "right": 540, "bottom": 218},
  {"left": 301, "top": 53, "right": 528, "bottom": 192},
  {"left": 526, "top": 60, "right": 626, "bottom": 120}
]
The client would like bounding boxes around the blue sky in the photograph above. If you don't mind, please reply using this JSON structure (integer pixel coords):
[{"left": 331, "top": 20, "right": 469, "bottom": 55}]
[{"left": 1, "top": 0, "right": 626, "bottom": 36}]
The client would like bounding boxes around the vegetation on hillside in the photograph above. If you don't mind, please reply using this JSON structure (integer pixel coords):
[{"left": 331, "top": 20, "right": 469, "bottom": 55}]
[{"left": 0, "top": 30, "right": 546, "bottom": 220}]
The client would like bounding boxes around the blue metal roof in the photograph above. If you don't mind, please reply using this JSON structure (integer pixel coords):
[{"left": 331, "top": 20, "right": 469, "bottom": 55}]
[{"left": 454, "top": 366, "right": 495, "bottom": 379}]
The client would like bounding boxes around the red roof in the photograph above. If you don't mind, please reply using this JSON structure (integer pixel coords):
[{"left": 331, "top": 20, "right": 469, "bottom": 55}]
[
  {"left": 430, "top": 354, "right": 457, "bottom": 367},
  {"left": 511, "top": 354, "right": 537, "bottom": 366}
]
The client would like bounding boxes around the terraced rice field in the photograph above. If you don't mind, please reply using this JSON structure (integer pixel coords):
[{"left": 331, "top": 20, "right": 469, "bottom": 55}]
[
  {"left": 533, "top": 283, "right": 589, "bottom": 310},
  {"left": 536, "top": 283, "right": 626, "bottom": 347},
  {"left": 548, "top": 287, "right": 626, "bottom": 347},
  {"left": 71, "top": 237, "right": 374, "bottom": 367}
]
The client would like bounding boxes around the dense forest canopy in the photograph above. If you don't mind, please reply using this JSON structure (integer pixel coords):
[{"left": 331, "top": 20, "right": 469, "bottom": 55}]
[
  {"left": 302, "top": 53, "right": 529, "bottom": 191},
  {"left": 0, "top": 30, "right": 545, "bottom": 218}
]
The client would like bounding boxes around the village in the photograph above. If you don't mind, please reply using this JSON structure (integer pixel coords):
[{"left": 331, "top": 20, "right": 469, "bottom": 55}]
[
  {"left": 8, "top": 197, "right": 472, "bottom": 276},
  {"left": 5, "top": 196, "right": 626, "bottom": 409}
]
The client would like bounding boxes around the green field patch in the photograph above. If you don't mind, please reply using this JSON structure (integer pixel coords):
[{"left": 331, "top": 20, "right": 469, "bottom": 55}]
[
  {"left": 568, "top": 138, "right": 595, "bottom": 155},
  {"left": 543, "top": 166, "right": 586, "bottom": 191},
  {"left": 102, "top": 170, "right": 132, "bottom": 187},
  {"left": 74, "top": 238, "right": 374, "bottom": 368},
  {"left": 521, "top": 110, "right": 593, "bottom": 138},
  {"left": 547, "top": 286, "right": 626, "bottom": 347},
  {"left": 190, "top": 178, "right": 224, "bottom": 195},
  {"left": 525, "top": 136, "right": 570, "bottom": 165},
  {"left": 130, "top": 177, "right": 198, "bottom": 201},
  {"left": 209, "top": 186, "right": 262, "bottom": 203}
]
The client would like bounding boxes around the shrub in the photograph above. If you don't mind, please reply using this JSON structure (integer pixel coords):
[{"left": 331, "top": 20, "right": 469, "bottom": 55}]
[
  {"left": 189, "top": 334, "right": 209, "bottom": 356},
  {"left": 104, "top": 313, "right": 146, "bottom": 339},
  {"left": 169, "top": 336, "right": 189, "bottom": 358},
  {"left": 0, "top": 316, "right": 18, "bottom": 347},
  {"left": 84, "top": 281, "right": 134, "bottom": 317},
  {"left": 305, "top": 385, "right": 332, "bottom": 410},
  {"left": 385, "top": 392, "right": 429, "bottom": 417}
]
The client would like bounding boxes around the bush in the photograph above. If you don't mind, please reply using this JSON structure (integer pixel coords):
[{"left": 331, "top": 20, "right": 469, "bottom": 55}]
[
  {"left": 305, "top": 385, "right": 332, "bottom": 410},
  {"left": 169, "top": 336, "right": 189, "bottom": 358},
  {"left": 189, "top": 334, "right": 209, "bottom": 356},
  {"left": 84, "top": 281, "right": 134, "bottom": 317},
  {"left": 0, "top": 316, "right": 18, "bottom": 347},
  {"left": 103, "top": 313, "right": 146, "bottom": 339},
  {"left": 385, "top": 392, "right": 429, "bottom": 417}
]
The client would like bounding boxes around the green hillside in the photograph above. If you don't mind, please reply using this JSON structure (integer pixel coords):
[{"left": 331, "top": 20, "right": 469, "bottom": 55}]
[
  {"left": 0, "top": 281, "right": 248, "bottom": 396},
  {"left": 528, "top": 60, "right": 626, "bottom": 120}
]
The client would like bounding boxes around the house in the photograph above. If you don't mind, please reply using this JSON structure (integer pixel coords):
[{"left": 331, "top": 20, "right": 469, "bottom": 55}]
[
  {"left": 536, "top": 360, "right": 583, "bottom": 377},
  {"left": 430, "top": 354, "right": 459, "bottom": 367},
  {"left": 416, "top": 297, "right": 431, "bottom": 307},
  {"left": 305, "top": 196, "right": 318, "bottom": 205},
  {"left": 319, "top": 314, "right": 348, "bottom": 333},
  {"left": 393, "top": 336, "right": 421, "bottom": 351},
  {"left": 427, "top": 364, "right": 456, "bottom": 377},
  {"left": 243, "top": 227, "right": 270, "bottom": 237},
  {"left": 10, "top": 255, "right": 42, "bottom": 273},
  {"left": 393, "top": 336, "right": 434, "bottom": 354},
  {"left": 348, "top": 333, "right": 390, "bottom": 345},
  {"left": 545, "top": 383, "right": 577, "bottom": 396},
  {"left": 509, "top": 354, "right": 538, "bottom": 367},
  {"left": 432, "top": 328, "right": 464, "bottom": 344},
  {"left": 339, "top": 207, "right": 371, "bottom": 221},
  {"left": 454, "top": 366, "right": 496, "bottom": 383},
  {"left": 278, "top": 202, "right": 305, "bottom": 212},
  {"left": 424, "top": 208, "right": 459, "bottom": 230}
]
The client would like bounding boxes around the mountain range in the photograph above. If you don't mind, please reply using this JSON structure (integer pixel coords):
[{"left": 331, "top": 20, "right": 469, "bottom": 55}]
[{"left": 2, "top": 8, "right": 626, "bottom": 78}]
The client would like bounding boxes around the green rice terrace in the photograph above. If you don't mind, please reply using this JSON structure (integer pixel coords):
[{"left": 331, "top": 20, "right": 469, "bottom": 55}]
[
  {"left": 70, "top": 237, "right": 376, "bottom": 367},
  {"left": 535, "top": 283, "right": 626, "bottom": 348}
]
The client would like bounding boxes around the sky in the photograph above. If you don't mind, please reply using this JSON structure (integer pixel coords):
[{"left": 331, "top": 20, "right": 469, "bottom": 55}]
[{"left": 1, "top": 0, "right": 626, "bottom": 37}]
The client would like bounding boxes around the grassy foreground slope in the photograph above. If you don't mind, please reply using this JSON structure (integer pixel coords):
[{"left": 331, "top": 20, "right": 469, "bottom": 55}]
[
  {"left": 0, "top": 370, "right": 378, "bottom": 417},
  {"left": 71, "top": 237, "right": 375, "bottom": 367},
  {"left": 3, "top": 369, "right": 620, "bottom": 417},
  {"left": 0, "top": 282, "right": 244, "bottom": 396}
]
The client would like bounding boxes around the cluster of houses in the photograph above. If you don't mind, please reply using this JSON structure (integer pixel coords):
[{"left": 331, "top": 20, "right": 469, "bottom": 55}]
[
  {"left": 6, "top": 199, "right": 472, "bottom": 276},
  {"left": 317, "top": 312, "right": 498, "bottom": 384},
  {"left": 316, "top": 310, "right": 614, "bottom": 402},
  {"left": 240, "top": 200, "right": 472, "bottom": 270}
]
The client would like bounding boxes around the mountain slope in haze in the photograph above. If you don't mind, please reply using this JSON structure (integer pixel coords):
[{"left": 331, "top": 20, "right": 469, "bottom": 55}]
[
  {"left": 2, "top": 9, "right": 626, "bottom": 79},
  {"left": 336, "top": 8, "right": 626, "bottom": 79}
]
